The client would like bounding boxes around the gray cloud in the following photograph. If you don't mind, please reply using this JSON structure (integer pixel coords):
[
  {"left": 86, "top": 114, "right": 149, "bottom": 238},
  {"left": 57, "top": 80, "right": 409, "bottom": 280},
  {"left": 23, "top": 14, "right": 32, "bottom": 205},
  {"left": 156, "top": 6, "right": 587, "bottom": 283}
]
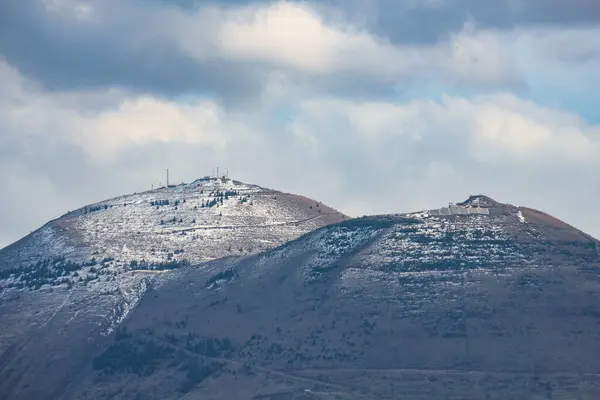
[
  {"left": 0, "top": 0, "right": 539, "bottom": 103},
  {"left": 321, "top": 0, "right": 600, "bottom": 45},
  {"left": 0, "top": 2, "right": 279, "bottom": 108}
]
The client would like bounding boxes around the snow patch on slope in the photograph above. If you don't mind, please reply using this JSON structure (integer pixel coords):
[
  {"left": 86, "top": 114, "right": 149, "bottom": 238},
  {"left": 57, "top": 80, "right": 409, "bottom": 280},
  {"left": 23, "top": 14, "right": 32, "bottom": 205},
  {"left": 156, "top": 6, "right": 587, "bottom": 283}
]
[
  {"left": 305, "top": 225, "right": 382, "bottom": 270},
  {"left": 101, "top": 275, "right": 149, "bottom": 337}
]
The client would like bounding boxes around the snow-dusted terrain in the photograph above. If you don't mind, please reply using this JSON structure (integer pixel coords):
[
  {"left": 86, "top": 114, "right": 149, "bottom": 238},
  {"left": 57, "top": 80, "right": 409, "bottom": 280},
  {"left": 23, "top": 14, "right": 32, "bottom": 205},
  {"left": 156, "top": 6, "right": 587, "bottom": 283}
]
[
  {"left": 59, "top": 194, "right": 600, "bottom": 400},
  {"left": 0, "top": 177, "right": 347, "bottom": 399},
  {"left": 0, "top": 177, "right": 346, "bottom": 292},
  {"left": 1, "top": 178, "right": 344, "bottom": 270},
  {"left": 2, "top": 193, "right": 600, "bottom": 399}
]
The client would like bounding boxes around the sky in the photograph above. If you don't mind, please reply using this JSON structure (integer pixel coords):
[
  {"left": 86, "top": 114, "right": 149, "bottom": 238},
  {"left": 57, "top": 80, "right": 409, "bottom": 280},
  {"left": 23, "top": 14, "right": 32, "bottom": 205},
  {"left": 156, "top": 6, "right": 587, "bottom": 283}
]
[{"left": 1, "top": 0, "right": 600, "bottom": 248}]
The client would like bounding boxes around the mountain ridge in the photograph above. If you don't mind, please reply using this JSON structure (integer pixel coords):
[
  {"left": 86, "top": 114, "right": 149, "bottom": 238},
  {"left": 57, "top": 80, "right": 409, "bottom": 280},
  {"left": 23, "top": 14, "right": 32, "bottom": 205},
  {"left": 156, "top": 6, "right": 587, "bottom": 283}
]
[
  {"left": 0, "top": 177, "right": 347, "bottom": 273},
  {"left": 59, "top": 196, "right": 600, "bottom": 399},
  {"left": 0, "top": 177, "right": 348, "bottom": 400},
  {"left": 1, "top": 191, "right": 600, "bottom": 399}
]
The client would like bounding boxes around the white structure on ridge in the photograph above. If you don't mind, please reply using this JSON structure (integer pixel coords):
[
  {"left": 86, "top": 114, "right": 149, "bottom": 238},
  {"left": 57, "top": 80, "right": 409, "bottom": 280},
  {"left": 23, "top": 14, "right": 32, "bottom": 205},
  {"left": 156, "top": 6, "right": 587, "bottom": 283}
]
[{"left": 429, "top": 205, "right": 490, "bottom": 216}]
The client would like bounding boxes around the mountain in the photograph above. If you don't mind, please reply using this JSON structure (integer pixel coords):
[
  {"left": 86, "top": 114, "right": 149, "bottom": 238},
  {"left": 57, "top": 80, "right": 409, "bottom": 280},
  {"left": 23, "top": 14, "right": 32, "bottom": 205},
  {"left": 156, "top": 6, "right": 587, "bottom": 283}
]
[
  {"left": 3, "top": 194, "right": 600, "bottom": 399},
  {"left": 57, "top": 195, "right": 600, "bottom": 400},
  {"left": 0, "top": 177, "right": 347, "bottom": 400},
  {"left": 0, "top": 177, "right": 346, "bottom": 274}
]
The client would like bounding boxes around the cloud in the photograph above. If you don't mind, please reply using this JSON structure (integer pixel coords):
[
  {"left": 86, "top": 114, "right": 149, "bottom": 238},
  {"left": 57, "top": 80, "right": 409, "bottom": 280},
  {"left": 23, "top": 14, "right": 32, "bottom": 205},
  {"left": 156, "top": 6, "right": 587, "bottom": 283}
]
[
  {"left": 1, "top": 0, "right": 600, "bottom": 249},
  {"left": 75, "top": 98, "right": 228, "bottom": 160},
  {"left": 6, "top": 55, "right": 600, "bottom": 246},
  {"left": 285, "top": 94, "right": 600, "bottom": 233},
  {"left": 296, "top": 94, "right": 600, "bottom": 165},
  {"left": 0, "top": 0, "right": 528, "bottom": 102},
  {"left": 208, "top": 2, "right": 416, "bottom": 76},
  {"left": 526, "top": 26, "right": 600, "bottom": 64},
  {"left": 3, "top": 0, "right": 599, "bottom": 109},
  {"left": 335, "top": 0, "right": 600, "bottom": 45},
  {"left": 0, "top": 59, "right": 228, "bottom": 162},
  {"left": 177, "top": 2, "right": 521, "bottom": 87},
  {"left": 40, "top": 0, "right": 93, "bottom": 20},
  {"left": 0, "top": 1, "right": 274, "bottom": 107}
]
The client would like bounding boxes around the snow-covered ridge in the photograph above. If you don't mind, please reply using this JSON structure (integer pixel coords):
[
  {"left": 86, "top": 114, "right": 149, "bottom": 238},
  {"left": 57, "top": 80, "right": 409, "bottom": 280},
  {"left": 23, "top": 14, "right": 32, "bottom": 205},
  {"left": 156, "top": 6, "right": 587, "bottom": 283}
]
[
  {"left": 0, "top": 177, "right": 347, "bottom": 348},
  {"left": 206, "top": 209, "right": 596, "bottom": 325},
  {"left": 0, "top": 177, "right": 346, "bottom": 293},
  {"left": 355, "top": 213, "right": 525, "bottom": 274},
  {"left": 243, "top": 194, "right": 598, "bottom": 298}
]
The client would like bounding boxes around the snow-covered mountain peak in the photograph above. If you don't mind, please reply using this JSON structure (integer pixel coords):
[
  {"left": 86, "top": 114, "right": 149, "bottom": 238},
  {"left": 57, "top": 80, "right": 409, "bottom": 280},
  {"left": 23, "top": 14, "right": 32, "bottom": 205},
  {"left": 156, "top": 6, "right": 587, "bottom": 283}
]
[
  {"left": 255, "top": 196, "right": 599, "bottom": 288},
  {"left": 0, "top": 177, "right": 347, "bottom": 291},
  {"left": 2, "top": 192, "right": 600, "bottom": 399}
]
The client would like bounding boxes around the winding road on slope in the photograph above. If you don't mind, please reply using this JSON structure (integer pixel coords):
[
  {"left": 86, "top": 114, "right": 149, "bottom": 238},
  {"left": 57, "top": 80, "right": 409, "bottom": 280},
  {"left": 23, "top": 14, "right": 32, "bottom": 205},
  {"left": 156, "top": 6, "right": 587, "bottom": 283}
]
[{"left": 156, "top": 213, "right": 341, "bottom": 236}]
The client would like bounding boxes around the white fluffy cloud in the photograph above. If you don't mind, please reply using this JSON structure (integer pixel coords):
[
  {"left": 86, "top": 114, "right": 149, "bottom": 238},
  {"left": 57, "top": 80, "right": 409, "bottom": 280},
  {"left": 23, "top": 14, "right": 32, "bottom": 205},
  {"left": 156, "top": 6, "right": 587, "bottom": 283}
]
[
  {"left": 0, "top": 60, "right": 228, "bottom": 161},
  {"left": 173, "top": 2, "right": 519, "bottom": 86},
  {"left": 75, "top": 98, "right": 227, "bottom": 160},
  {"left": 295, "top": 94, "right": 600, "bottom": 165}
]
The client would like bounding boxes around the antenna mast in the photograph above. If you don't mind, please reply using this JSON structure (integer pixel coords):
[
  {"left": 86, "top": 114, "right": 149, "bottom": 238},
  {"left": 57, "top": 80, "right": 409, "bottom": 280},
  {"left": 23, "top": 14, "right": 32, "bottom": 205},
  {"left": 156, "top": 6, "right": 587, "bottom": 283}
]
[{"left": 166, "top": 169, "right": 169, "bottom": 187}]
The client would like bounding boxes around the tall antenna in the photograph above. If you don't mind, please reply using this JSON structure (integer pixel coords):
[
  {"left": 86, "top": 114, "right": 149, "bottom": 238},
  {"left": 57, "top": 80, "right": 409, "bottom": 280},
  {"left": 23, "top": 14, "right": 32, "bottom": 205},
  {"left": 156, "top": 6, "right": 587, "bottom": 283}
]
[
  {"left": 166, "top": 169, "right": 169, "bottom": 187},
  {"left": 217, "top": 166, "right": 220, "bottom": 179}
]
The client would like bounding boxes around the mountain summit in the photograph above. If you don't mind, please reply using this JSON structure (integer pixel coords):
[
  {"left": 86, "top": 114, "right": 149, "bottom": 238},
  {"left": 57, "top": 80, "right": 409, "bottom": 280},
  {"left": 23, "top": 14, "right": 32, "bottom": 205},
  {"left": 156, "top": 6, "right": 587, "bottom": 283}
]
[
  {"left": 2, "top": 194, "right": 600, "bottom": 399},
  {"left": 0, "top": 177, "right": 347, "bottom": 400},
  {"left": 0, "top": 177, "right": 347, "bottom": 276},
  {"left": 456, "top": 194, "right": 502, "bottom": 208}
]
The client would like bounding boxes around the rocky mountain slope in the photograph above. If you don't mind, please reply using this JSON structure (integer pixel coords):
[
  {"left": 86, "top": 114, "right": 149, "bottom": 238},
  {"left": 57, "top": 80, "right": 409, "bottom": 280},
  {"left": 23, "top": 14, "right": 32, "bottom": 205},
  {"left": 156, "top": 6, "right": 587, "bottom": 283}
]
[
  {"left": 57, "top": 195, "right": 600, "bottom": 400},
  {"left": 0, "top": 177, "right": 345, "bottom": 280},
  {"left": 0, "top": 177, "right": 347, "bottom": 400}
]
